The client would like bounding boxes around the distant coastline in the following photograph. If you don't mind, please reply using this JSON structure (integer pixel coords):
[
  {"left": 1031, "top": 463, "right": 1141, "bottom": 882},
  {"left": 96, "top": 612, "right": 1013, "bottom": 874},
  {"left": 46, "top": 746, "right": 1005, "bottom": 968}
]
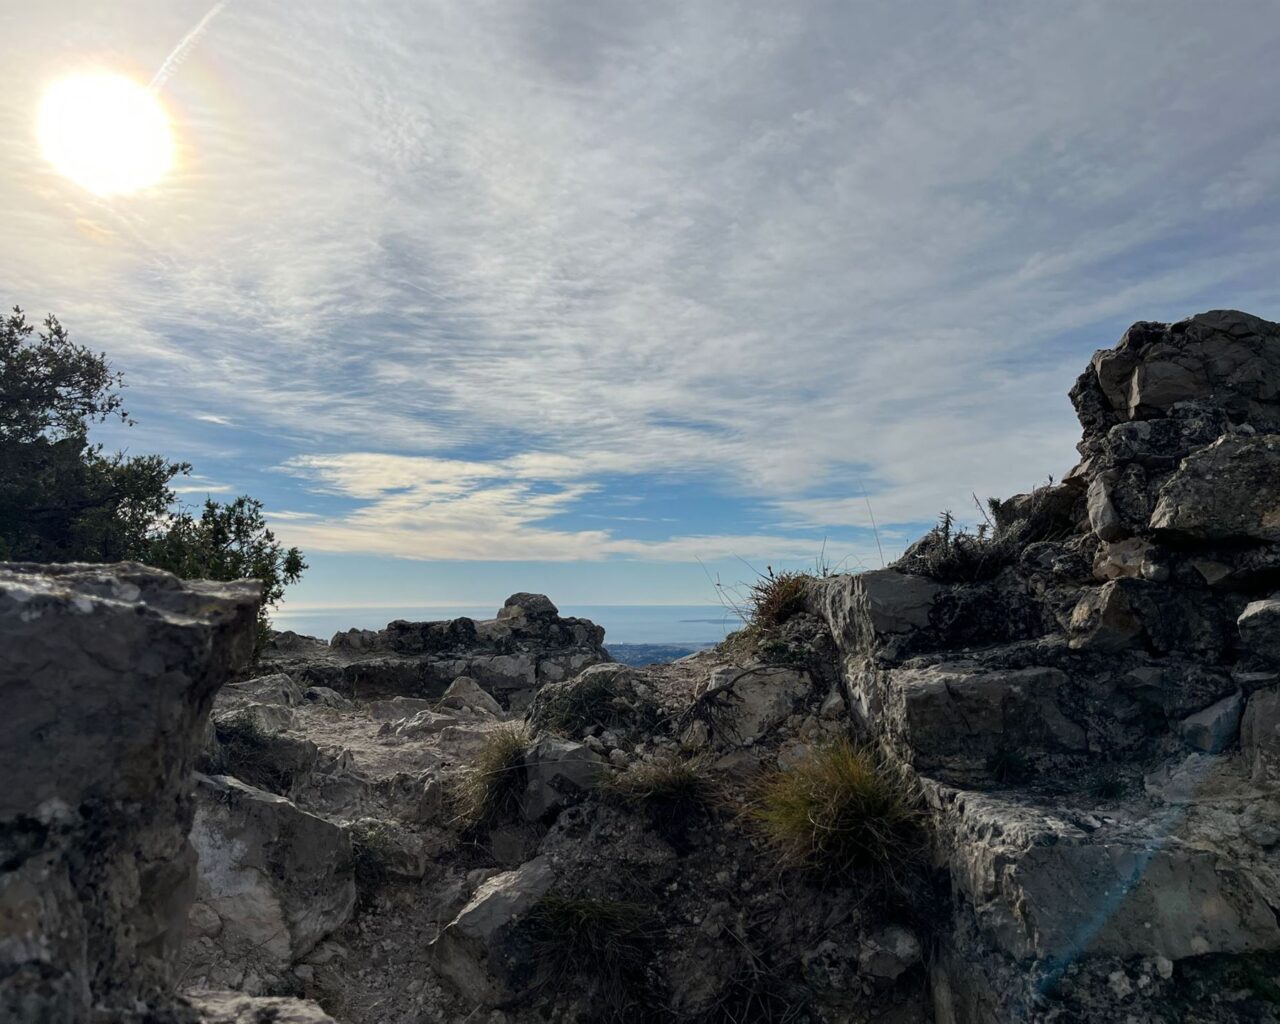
[{"left": 271, "top": 604, "right": 740, "bottom": 648}]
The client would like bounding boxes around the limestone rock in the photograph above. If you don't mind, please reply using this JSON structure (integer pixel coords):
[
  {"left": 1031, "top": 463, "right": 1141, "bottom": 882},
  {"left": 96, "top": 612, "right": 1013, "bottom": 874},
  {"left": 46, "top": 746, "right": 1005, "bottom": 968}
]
[
  {"left": 527, "top": 662, "right": 659, "bottom": 739},
  {"left": 0, "top": 562, "right": 259, "bottom": 1021},
  {"left": 367, "top": 696, "right": 436, "bottom": 720},
  {"left": 521, "top": 737, "right": 606, "bottom": 821},
  {"left": 699, "top": 664, "right": 814, "bottom": 744},
  {"left": 892, "top": 663, "right": 1087, "bottom": 768},
  {"left": 858, "top": 925, "right": 922, "bottom": 982},
  {"left": 1242, "top": 687, "right": 1280, "bottom": 782},
  {"left": 497, "top": 592, "right": 559, "bottom": 620},
  {"left": 218, "top": 673, "right": 303, "bottom": 711},
  {"left": 441, "top": 675, "right": 503, "bottom": 715},
  {"left": 939, "top": 789, "right": 1280, "bottom": 963},
  {"left": 261, "top": 595, "right": 610, "bottom": 709},
  {"left": 1150, "top": 434, "right": 1280, "bottom": 543},
  {"left": 1178, "top": 691, "right": 1244, "bottom": 753},
  {"left": 431, "top": 856, "right": 556, "bottom": 1006},
  {"left": 188, "top": 991, "right": 338, "bottom": 1023},
  {"left": 1082, "top": 310, "right": 1280, "bottom": 430},
  {"left": 186, "top": 774, "right": 355, "bottom": 984},
  {"left": 1239, "top": 596, "right": 1280, "bottom": 668}
]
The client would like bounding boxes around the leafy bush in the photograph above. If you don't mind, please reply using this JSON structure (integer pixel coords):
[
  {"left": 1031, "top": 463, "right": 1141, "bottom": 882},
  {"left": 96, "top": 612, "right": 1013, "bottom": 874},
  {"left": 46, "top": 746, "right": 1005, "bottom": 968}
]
[
  {"left": 751, "top": 740, "right": 925, "bottom": 883},
  {"left": 522, "top": 894, "right": 660, "bottom": 1021},
  {"left": 453, "top": 724, "right": 530, "bottom": 827},
  {"left": 147, "top": 496, "right": 306, "bottom": 653},
  {"left": 0, "top": 307, "right": 305, "bottom": 652}
]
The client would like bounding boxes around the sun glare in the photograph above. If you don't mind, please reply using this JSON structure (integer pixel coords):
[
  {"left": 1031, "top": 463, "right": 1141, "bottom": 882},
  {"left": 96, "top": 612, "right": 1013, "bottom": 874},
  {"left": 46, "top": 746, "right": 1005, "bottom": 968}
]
[{"left": 38, "top": 72, "right": 173, "bottom": 196}]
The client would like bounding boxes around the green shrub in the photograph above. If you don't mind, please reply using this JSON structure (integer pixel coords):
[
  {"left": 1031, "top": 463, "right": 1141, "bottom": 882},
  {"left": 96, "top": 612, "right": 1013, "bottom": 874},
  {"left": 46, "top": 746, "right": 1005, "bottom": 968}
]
[
  {"left": 751, "top": 740, "right": 925, "bottom": 882},
  {"left": 522, "top": 894, "right": 660, "bottom": 1020},
  {"left": 453, "top": 724, "right": 530, "bottom": 827}
]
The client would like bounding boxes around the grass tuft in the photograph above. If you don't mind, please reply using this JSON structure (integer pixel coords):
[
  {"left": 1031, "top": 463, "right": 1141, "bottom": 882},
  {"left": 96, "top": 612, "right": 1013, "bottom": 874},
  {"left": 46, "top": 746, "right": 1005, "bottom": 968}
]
[
  {"left": 523, "top": 894, "right": 661, "bottom": 1021},
  {"left": 1089, "top": 766, "right": 1125, "bottom": 800},
  {"left": 751, "top": 740, "right": 926, "bottom": 883},
  {"left": 453, "top": 723, "right": 530, "bottom": 827},
  {"left": 198, "top": 717, "right": 297, "bottom": 795},
  {"left": 899, "top": 510, "right": 1014, "bottom": 584},
  {"left": 606, "top": 753, "right": 717, "bottom": 832},
  {"left": 985, "top": 746, "right": 1033, "bottom": 785},
  {"left": 747, "top": 568, "right": 811, "bottom": 630}
]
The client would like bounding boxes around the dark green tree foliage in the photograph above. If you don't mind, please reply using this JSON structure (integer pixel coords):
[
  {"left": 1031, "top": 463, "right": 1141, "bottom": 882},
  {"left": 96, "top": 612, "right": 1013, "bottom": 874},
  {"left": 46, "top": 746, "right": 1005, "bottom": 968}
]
[
  {"left": 0, "top": 306, "right": 305, "bottom": 650},
  {"left": 148, "top": 496, "right": 306, "bottom": 650},
  {"left": 0, "top": 306, "right": 185, "bottom": 562}
]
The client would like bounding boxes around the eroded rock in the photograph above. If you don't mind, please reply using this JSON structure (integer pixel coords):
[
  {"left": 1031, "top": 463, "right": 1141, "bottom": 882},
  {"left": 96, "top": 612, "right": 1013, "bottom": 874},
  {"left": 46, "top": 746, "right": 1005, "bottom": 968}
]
[{"left": 0, "top": 563, "right": 259, "bottom": 1021}]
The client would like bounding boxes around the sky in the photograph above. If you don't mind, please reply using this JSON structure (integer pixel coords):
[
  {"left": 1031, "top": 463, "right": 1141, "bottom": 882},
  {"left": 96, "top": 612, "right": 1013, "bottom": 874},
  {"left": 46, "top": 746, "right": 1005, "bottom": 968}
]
[{"left": 4, "top": 0, "right": 1280, "bottom": 612}]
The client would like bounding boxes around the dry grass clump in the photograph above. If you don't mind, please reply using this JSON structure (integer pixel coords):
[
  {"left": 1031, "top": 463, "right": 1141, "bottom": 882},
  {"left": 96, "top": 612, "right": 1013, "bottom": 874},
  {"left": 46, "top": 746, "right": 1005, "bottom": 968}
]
[
  {"left": 606, "top": 753, "right": 717, "bottom": 828},
  {"left": 198, "top": 716, "right": 297, "bottom": 795},
  {"left": 523, "top": 894, "right": 660, "bottom": 1021},
  {"left": 747, "top": 567, "right": 811, "bottom": 630},
  {"left": 453, "top": 723, "right": 530, "bottom": 827},
  {"left": 900, "top": 510, "right": 1014, "bottom": 584},
  {"left": 751, "top": 740, "right": 926, "bottom": 883}
]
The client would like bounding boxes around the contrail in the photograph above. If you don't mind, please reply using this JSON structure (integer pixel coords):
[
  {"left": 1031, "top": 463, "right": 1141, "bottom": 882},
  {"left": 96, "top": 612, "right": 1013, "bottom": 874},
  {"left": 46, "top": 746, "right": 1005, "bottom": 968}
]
[{"left": 148, "top": 1, "right": 229, "bottom": 92}]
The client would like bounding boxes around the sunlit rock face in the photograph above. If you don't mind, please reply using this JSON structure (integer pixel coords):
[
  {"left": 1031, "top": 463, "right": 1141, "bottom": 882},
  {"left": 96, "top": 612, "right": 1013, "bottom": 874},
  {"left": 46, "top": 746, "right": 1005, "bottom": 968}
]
[{"left": 808, "top": 310, "right": 1280, "bottom": 1020}]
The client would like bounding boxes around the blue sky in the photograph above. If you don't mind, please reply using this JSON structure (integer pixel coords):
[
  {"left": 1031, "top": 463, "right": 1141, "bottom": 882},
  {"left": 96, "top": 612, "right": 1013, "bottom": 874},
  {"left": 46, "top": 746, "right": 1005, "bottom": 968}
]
[{"left": 4, "top": 0, "right": 1280, "bottom": 611}]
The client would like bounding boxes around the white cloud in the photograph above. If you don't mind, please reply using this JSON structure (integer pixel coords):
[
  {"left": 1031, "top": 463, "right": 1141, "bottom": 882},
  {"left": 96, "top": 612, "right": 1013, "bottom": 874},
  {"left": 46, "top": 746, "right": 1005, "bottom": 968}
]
[
  {"left": 4, "top": 0, "right": 1280, "bottom": 570},
  {"left": 276, "top": 450, "right": 874, "bottom": 564}
]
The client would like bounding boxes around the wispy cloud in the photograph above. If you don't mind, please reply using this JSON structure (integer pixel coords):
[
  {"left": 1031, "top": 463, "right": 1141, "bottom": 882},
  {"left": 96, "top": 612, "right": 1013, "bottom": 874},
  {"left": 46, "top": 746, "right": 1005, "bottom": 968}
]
[
  {"left": 277, "top": 451, "right": 875, "bottom": 564},
  {"left": 4, "top": 0, "right": 1280, "bottom": 588}
]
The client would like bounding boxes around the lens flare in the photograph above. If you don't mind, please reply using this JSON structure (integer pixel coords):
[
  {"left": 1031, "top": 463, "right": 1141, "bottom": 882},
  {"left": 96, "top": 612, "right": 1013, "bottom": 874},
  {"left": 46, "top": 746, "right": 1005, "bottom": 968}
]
[{"left": 38, "top": 72, "right": 173, "bottom": 196}]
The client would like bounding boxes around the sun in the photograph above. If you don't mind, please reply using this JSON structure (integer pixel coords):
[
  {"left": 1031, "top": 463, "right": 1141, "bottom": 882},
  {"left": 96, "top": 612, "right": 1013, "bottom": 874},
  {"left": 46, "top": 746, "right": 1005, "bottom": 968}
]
[{"left": 38, "top": 72, "right": 174, "bottom": 196}]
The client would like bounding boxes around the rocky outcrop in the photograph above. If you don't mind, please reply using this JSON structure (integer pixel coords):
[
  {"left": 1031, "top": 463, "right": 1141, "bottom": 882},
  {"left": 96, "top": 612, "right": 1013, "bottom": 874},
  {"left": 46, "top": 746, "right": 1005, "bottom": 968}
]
[
  {"left": 0, "top": 563, "right": 260, "bottom": 1021},
  {"left": 9, "top": 311, "right": 1279, "bottom": 1024},
  {"left": 808, "top": 310, "right": 1280, "bottom": 1021},
  {"left": 260, "top": 593, "right": 610, "bottom": 711},
  {"left": 184, "top": 774, "right": 356, "bottom": 993}
]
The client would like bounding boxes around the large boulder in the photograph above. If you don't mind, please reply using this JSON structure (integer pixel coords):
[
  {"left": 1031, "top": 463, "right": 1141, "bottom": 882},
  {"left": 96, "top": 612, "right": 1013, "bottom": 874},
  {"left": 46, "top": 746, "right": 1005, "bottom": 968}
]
[
  {"left": 1150, "top": 434, "right": 1280, "bottom": 543},
  {"left": 430, "top": 856, "right": 556, "bottom": 1006},
  {"left": 1242, "top": 687, "right": 1280, "bottom": 783},
  {"left": 185, "top": 774, "right": 356, "bottom": 990},
  {"left": 1238, "top": 595, "right": 1280, "bottom": 668},
  {"left": 938, "top": 788, "right": 1280, "bottom": 964},
  {"left": 1078, "top": 311, "right": 1280, "bottom": 434},
  {"left": 0, "top": 563, "right": 260, "bottom": 1022}
]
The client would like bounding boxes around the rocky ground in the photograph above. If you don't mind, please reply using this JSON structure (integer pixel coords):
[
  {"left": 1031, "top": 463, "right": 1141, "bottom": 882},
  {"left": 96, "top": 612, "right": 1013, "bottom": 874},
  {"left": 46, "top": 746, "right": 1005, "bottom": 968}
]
[{"left": 5, "top": 309, "right": 1280, "bottom": 1023}]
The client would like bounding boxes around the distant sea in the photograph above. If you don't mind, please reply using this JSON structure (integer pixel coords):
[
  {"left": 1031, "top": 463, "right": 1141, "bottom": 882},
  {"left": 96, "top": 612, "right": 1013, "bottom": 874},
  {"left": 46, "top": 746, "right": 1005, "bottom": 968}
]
[{"left": 271, "top": 604, "right": 741, "bottom": 647}]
